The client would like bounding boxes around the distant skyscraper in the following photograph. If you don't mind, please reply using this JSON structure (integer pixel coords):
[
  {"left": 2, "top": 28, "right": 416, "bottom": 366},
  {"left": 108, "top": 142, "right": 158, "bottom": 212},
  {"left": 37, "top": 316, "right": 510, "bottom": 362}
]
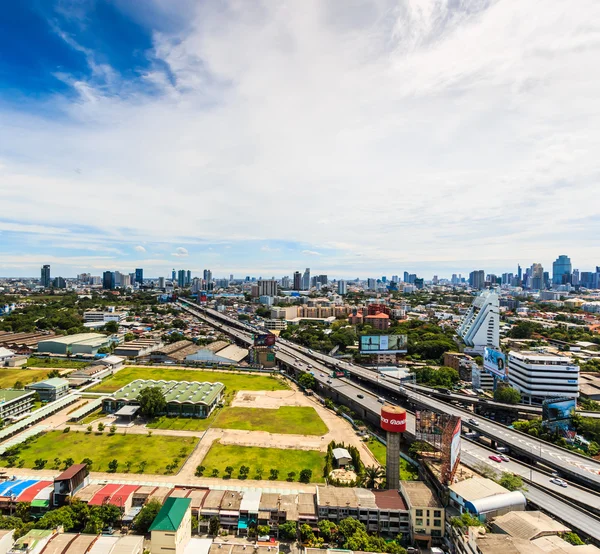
[
  {"left": 338, "top": 280, "right": 347, "bottom": 295},
  {"left": 186, "top": 270, "right": 192, "bottom": 286},
  {"left": 40, "top": 265, "right": 51, "bottom": 288},
  {"left": 171, "top": 269, "right": 176, "bottom": 282},
  {"left": 158, "top": 277, "right": 166, "bottom": 288},
  {"left": 572, "top": 269, "right": 580, "bottom": 286},
  {"left": 135, "top": 268, "right": 144, "bottom": 286},
  {"left": 52, "top": 277, "right": 66, "bottom": 289},
  {"left": 281, "top": 276, "right": 290, "bottom": 289},
  {"left": 258, "top": 279, "right": 278, "bottom": 297},
  {"left": 552, "top": 255, "right": 572, "bottom": 286},
  {"left": 302, "top": 268, "right": 311, "bottom": 290},
  {"left": 517, "top": 264, "right": 522, "bottom": 282},
  {"left": 468, "top": 270, "right": 485, "bottom": 290},
  {"left": 293, "top": 271, "right": 302, "bottom": 291},
  {"left": 102, "top": 271, "right": 115, "bottom": 290},
  {"left": 530, "top": 263, "right": 544, "bottom": 290},
  {"left": 403, "top": 271, "right": 409, "bottom": 283},
  {"left": 367, "top": 278, "right": 376, "bottom": 290},
  {"left": 177, "top": 270, "right": 186, "bottom": 288}
]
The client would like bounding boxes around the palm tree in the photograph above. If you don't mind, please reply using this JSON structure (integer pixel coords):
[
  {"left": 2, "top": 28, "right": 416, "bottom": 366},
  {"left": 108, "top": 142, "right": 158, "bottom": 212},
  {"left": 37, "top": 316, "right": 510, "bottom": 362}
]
[{"left": 362, "top": 466, "right": 385, "bottom": 489}]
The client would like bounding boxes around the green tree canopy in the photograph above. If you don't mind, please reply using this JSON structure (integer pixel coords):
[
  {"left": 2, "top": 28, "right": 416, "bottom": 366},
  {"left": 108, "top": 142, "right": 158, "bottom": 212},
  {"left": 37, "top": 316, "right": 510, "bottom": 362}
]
[
  {"left": 133, "top": 500, "right": 162, "bottom": 534},
  {"left": 494, "top": 386, "right": 521, "bottom": 404},
  {"left": 137, "top": 386, "right": 167, "bottom": 418}
]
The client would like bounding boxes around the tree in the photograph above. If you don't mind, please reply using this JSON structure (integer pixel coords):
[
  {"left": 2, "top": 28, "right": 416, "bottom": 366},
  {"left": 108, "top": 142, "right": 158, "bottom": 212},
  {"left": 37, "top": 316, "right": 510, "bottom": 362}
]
[
  {"left": 195, "top": 465, "right": 205, "bottom": 477},
  {"left": 362, "top": 466, "right": 385, "bottom": 489},
  {"left": 498, "top": 472, "right": 525, "bottom": 491},
  {"left": 137, "top": 386, "right": 167, "bottom": 418},
  {"left": 36, "top": 506, "right": 76, "bottom": 531},
  {"left": 257, "top": 524, "right": 270, "bottom": 537},
  {"left": 109, "top": 425, "right": 117, "bottom": 435},
  {"left": 278, "top": 521, "right": 297, "bottom": 540},
  {"left": 97, "top": 422, "right": 105, "bottom": 433},
  {"left": 104, "top": 321, "right": 119, "bottom": 333},
  {"left": 225, "top": 466, "right": 234, "bottom": 478},
  {"left": 299, "top": 469, "right": 312, "bottom": 483},
  {"left": 287, "top": 471, "right": 297, "bottom": 482},
  {"left": 300, "top": 523, "right": 315, "bottom": 542},
  {"left": 494, "top": 386, "right": 521, "bottom": 405},
  {"left": 34, "top": 458, "right": 47, "bottom": 470},
  {"left": 298, "top": 373, "right": 316, "bottom": 390},
  {"left": 124, "top": 333, "right": 135, "bottom": 342},
  {"left": 86, "top": 425, "right": 92, "bottom": 434},
  {"left": 81, "top": 458, "right": 93, "bottom": 470},
  {"left": 47, "top": 370, "right": 61, "bottom": 378},
  {"left": 107, "top": 459, "right": 119, "bottom": 473},
  {"left": 451, "top": 512, "right": 484, "bottom": 528},
  {"left": 338, "top": 517, "right": 365, "bottom": 542},
  {"left": 211, "top": 468, "right": 219, "bottom": 477},
  {"left": 209, "top": 516, "right": 220, "bottom": 536},
  {"left": 408, "top": 440, "right": 435, "bottom": 459},
  {"left": 63, "top": 457, "right": 74, "bottom": 470},
  {"left": 172, "top": 319, "right": 187, "bottom": 329},
  {"left": 318, "top": 520, "right": 338, "bottom": 541},
  {"left": 133, "top": 500, "right": 162, "bottom": 534},
  {"left": 561, "top": 532, "right": 585, "bottom": 546},
  {"left": 269, "top": 468, "right": 279, "bottom": 480},
  {"left": 13, "top": 380, "right": 24, "bottom": 390}
]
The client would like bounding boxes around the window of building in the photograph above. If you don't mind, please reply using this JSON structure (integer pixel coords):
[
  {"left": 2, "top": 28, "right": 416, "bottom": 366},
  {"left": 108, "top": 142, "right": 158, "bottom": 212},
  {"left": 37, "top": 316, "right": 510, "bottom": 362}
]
[
  {"left": 416, "top": 518, "right": 423, "bottom": 526},
  {"left": 434, "top": 510, "right": 441, "bottom": 517},
  {"left": 416, "top": 509, "right": 423, "bottom": 517},
  {"left": 431, "top": 530, "right": 442, "bottom": 537},
  {"left": 434, "top": 520, "right": 441, "bottom": 527}
]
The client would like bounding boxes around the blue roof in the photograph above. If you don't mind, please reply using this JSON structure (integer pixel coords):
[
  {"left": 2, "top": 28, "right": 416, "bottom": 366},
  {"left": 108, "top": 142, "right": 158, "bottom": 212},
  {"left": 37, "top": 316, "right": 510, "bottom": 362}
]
[{"left": 2, "top": 479, "right": 39, "bottom": 497}]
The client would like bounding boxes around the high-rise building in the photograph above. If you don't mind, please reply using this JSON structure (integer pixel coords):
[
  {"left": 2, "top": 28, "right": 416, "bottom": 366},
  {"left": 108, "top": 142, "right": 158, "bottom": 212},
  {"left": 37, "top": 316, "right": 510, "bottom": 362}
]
[
  {"left": 40, "top": 265, "right": 51, "bottom": 288},
  {"left": 367, "top": 278, "right": 376, "bottom": 290},
  {"left": 457, "top": 290, "right": 500, "bottom": 354},
  {"left": 281, "top": 276, "right": 290, "bottom": 289},
  {"left": 530, "top": 263, "right": 544, "bottom": 290},
  {"left": 338, "top": 280, "right": 347, "bottom": 295},
  {"left": 171, "top": 269, "right": 176, "bottom": 282},
  {"left": 293, "top": 271, "right": 302, "bottom": 291},
  {"left": 468, "top": 270, "right": 485, "bottom": 290},
  {"left": 552, "top": 255, "right": 572, "bottom": 286},
  {"left": 403, "top": 271, "right": 409, "bottom": 283},
  {"left": 177, "top": 270, "right": 186, "bottom": 288},
  {"left": 572, "top": 269, "right": 580, "bottom": 286},
  {"left": 135, "top": 268, "right": 144, "bottom": 286},
  {"left": 508, "top": 351, "right": 579, "bottom": 404},
  {"left": 202, "top": 269, "right": 212, "bottom": 289},
  {"left": 158, "top": 277, "right": 166, "bottom": 288},
  {"left": 316, "top": 274, "right": 328, "bottom": 286},
  {"left": 186, "top": 270, "right": 192, "bottom": 286},
  {"left": 103, "top": 271, "right": 115, "bottom": 290},
  {"left": 302, "top": 268, "right": 311, "bottom": 290},
  {"left": 52, "top": 277, "right": 66, "bottom": 289},
  {"left": 258, "top": 279, "right": 278, "bottom": 297},
  {"left": 517, "top": 264, "right": 522, "bottom": 282}
]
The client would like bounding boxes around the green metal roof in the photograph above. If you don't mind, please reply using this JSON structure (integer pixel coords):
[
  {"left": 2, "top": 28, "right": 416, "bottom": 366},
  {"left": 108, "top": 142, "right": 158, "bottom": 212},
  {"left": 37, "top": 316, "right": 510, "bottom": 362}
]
[
  {"left": 149, "top": 497, "right": 191, "bottom": 532},
  {"left": 110, "top": 379, "right": 224, "bottom": 406},
  {"left": 31, "top": 499, "right": 50, "bottom": 508},
  {"left": 0, "top": 389, "right": 34, "bottom": 403}
]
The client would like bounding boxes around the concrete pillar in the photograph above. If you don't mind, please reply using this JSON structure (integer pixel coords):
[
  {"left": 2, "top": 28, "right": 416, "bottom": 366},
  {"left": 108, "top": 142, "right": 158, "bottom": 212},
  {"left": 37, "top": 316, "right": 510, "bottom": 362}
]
[{"left": 386, "top": 431, "right": 401, "bottom": 490}]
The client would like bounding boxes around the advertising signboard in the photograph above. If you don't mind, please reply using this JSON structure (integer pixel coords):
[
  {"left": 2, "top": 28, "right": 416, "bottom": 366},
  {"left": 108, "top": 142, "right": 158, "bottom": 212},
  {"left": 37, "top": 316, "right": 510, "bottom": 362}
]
[
  {"left": 450, "top": 417, "right": 461, "bottom": 477},
  {"left": 360, "top": 335, "right": 407, "bottom": 354},
  {"left": 471, "top": 367, "right": 481, "bottom": 390},
  {"left": 483, "top": 347, "right": 508, "bottom": 380},
  {"left": 254, "top": 334, "right": 276, "bottom": 347},
  {"left": 380, "top": 406, "right": 407, "bottom": 433},
  {"left": 542, "top": 397, "right": 576, "bottom": 432}
]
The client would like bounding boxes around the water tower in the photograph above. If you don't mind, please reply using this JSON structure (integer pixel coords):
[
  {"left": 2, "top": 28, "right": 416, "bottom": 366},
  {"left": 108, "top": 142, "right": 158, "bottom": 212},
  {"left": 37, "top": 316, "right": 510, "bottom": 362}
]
[{"left": 380, "top": 405, "right": 407, "bottom": 490}]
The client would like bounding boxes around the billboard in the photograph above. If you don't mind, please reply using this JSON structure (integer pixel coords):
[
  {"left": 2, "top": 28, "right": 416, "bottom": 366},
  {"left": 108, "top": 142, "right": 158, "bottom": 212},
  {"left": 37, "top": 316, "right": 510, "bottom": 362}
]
[
  {"left": 483, "top": 347, "right": 508, "bottom": 380},
  {"left": 360, "top": 334, "right": 407, "bottom": 354},
  {"left": 542, "top": 397, "right": 576, "bottom": 433},
  {"left": 449, "top": 417, "right": 461, "bottom": 478},
  {"left": 415, "top": 410, "right": 450, "bottom": 444},
  {"left": 380, "top": 406, "right": 407, "bottom": 433},
  {"left": 254, "top": 334, "right": 276, "bottom": 347},
  {"left": 471, "top": 367, "right": 481, "bottom": 390}
]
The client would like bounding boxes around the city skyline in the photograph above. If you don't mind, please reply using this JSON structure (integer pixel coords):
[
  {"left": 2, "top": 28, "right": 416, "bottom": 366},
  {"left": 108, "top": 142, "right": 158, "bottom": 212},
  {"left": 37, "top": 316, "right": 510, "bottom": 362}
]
[{"left": 1, "top": 2, "right": 600, "bottom": 277}]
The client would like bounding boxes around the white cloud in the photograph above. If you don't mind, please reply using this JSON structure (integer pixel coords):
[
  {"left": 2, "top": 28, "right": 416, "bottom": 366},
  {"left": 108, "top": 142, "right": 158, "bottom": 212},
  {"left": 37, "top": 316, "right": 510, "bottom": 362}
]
[
  {"left": 1, "top": 0, "right": 600, "bottom": 275},
  {"left": 172, "top": 246, "right": 189, "bottom": 257},
  {"left": 134, "top": 245, "right": 147, "bottom": 253},
  {"left": 301, "top": 250, "right": 322, "bottom": 257},
  {"left": 261, "top": 245, "right": 280, "bottom": 252}
]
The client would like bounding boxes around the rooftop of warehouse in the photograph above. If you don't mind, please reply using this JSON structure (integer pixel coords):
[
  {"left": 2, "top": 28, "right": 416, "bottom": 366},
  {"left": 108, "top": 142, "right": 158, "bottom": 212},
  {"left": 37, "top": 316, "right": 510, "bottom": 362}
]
[
  {"left": 449, "top": 477, "right": 509, "bottom": 502},
  {"left": 37, "top": 333, "right": 106, "bottom": 345},
  {"left": 0, "top": 389, "right": 35, "bottom": 402}
]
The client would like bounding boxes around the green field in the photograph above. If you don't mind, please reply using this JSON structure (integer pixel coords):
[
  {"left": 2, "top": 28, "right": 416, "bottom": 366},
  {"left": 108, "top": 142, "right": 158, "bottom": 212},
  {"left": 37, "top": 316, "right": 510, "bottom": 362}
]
[
  {"left": 365, "top": 438, "right": 419, "bottom": 480},
  {"left": 0, "top": 369, "right": 53, "bottom": 389},
  {"left": 149, "top": 406, "right": 328, "bottom": 435},
  {"left": 88, "top": 367, "right": 289, "bottom": 394},
  {"left": 214, "top": 407, "right": 328, "bottom": 435},
  {"left": 0, "top": 430, "right": 198, "bottom": 474},
  {"left": 80, "top": 409, "right": 103, "bottom": 425},
  {"left": 26, "top": 357, "right": 88, "bottom": 369},
  {"left": 200, "top": 441, "right": 326, "bottom": 483}
]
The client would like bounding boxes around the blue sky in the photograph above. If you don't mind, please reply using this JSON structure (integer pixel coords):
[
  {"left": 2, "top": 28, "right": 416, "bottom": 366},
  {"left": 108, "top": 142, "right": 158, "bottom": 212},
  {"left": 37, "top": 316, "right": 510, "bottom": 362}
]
[{"left": 1, "top": 0, "right": 599, "bottom": 279}]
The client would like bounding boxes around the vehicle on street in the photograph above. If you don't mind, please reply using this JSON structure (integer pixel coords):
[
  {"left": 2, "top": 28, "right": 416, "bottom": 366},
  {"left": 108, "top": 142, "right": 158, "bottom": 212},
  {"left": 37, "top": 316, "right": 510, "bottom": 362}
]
[
  {"left": 489, "top": 455, "right": 502, "bottom": 462},
  {"left": 357, "top": 394, "right": 364, "bottom": 399},
  {"left": 499, "top": 455, "right": 510, "bottom": 462},
  {"left": 550, "top": 477, "right": 568, "bottom": 487},
  {"left": 468, "top": 418, "right": 479, "bottom": 426}
]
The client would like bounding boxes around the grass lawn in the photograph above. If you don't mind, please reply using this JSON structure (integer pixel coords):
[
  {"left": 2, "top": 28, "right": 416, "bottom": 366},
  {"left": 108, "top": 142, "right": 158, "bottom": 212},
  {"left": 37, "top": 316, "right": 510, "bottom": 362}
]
[
  {"left": 88, "top": 367, "right": 289, "bottom": 394},
  {"left": 200, "top": 441, "right": 325, "bottom": 483},
  {"left": 26, "top": 357, "right": 88, "bottom": 369},
  {"left": 0, "top": 430, "right": 198, "bottom": 474},
  {"left": 214, "top": 407, "right": 328, "bottom": 435},
  {"left": 0, "top": 369, "right": 53, "bottom": 389},
  {"left": 80, "top": 409, "right": 103, "bottom": 425},
  {"left": 365, "top": 438, "right": 419, "bottom": 480},
  {"left": 148, "top": 406, "right": 328, "bottom": 435}
]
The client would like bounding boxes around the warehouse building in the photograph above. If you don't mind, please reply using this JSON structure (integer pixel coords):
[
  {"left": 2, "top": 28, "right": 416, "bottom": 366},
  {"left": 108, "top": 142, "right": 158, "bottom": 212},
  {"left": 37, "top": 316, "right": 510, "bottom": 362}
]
[
  {"left": 0, "top": 390, "right": 36, "bottom": 421},
  {"left": 36, "top": 333, "right": 110, "bottom": 356},
  {"left": 103, "top": 380, "right": 225, "bottom": 418}
]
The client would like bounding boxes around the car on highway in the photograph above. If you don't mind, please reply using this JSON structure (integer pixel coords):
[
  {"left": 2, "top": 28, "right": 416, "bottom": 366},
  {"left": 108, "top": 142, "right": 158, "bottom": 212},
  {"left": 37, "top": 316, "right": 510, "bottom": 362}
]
[
  {"left": 357, "top": 394, "right": 364, "bottom": 399},
  {"left": 468, "top": 418, "right": 479, "bottom": 426},
  {"left": 327, "top": 380, "right": 332, "bottom": 384},
  {"left": 499, "top": 455, "right": 510, "bottom": 462},
  {"left": 489, "top": 455, "right": 502, "bottom": 463},
  {"left": 550, "top": 477, "right": 568, "bottom": 487}
]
